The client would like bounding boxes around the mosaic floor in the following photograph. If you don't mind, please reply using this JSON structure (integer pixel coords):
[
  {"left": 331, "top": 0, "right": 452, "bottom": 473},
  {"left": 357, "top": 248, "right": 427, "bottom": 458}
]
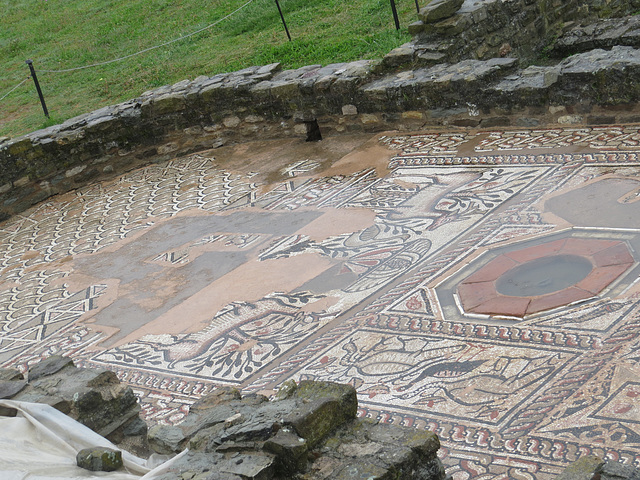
[{"left": 2, "top": 125, "right": 640, "bottom": 479}]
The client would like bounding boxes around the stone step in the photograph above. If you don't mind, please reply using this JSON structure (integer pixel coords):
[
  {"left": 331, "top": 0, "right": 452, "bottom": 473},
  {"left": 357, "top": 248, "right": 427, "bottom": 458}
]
[{"left": 551, "top": 15, "right": 640, "bottom": 58}]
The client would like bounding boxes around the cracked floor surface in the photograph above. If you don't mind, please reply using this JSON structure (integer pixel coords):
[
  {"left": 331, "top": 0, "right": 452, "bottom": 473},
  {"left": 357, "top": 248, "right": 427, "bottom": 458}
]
[{"left": 3, "top": 126, "right": 640, "bottom": 479}]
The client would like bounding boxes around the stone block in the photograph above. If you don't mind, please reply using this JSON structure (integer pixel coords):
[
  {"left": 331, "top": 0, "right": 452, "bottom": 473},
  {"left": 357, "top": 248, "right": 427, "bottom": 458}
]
[
  {"left": 294, "top": 124, "right": 307, "bottom": 135},
  {"left": 157, "top": 143, "right": 179, "bottom": 155},
  {"left": 219, "top": 452, "right": 275, "bottom": 479},
  {"left": 556, "top": 456, "right": 604, "bottom": 480},
  {"left": 223, "top": 116, "right": 242, "bottom": 128},
  {"left": 0, "top": 379, "right": 27, "bottom": 399},
  {"left": 419, "top": 0, "right": 465, "bottom": 23},
  {"left": 431, "top": 14, "right": 471, "bottom": 36},
  {"left": 4, "top": 356, "right": 146, "bottom": 458},
  {"left": 597, "top": 460, "right": 640, "bottom": 479},
  {"left": 341, "top": 105, "right": 358, "bottom": 116},
  {"left": 383, "top": 44, "right": 416, "bottom": 68},
  {"left": 402, "top": 110, "right": 424, "bottom": 120},
  {"left": 270, "top": 81, "right": 300, "bottom": 99},
  {"left": 14, "top": 176, "right": 31, "bottom": 188},
  {"left": 65, "top": 165, "right": 87, "bottom": 178},
  {"left": 0, "top": 368, "right": 23, "bottom": 381},
  {"left": 452, "top": 118, "right": 480, "bottom": 127},
  {"left": 408, "top": 20, "right": 426, "bottom": 35},
  {"left": 284, "top": 381, "right": 357, "bottom": 448},
  {"left": 516, "top": 117, "right": 541, "bottom": 127},
  {"left": 190, "top": 387, "right": 242, "bottom": 414},
  {"left": 305, "top": 419, "right": 446, "bottom": 480},
  {"left": 264, "top": 429, "right": 308, "bottom": 473},
  {"left": 27, "top": 355, "right": 74, "bottom": 382},
  {"left": 587, "top": 115, "right": 616, "bottom": 125},
  {"left": 151, "top": 93, "right": 186, "bottom": 114},
  {"left": 148, "top": 424, "right": 189, "bottom": 454},
  {"left": 417, "top": 51, "right": 447, "bottom": 66},
  {"left": 480, "top": 116, "right": 511, "bottom": 127},
  {"left": 257, "top": 63, "right": 282, "bottom": 76},
  {"left": 76, "top": 447, "right": 123, "bottom": 472},
  {"left": 557, "top": 114, "right": 584, "bottom": 124},
  {"left": 6, "top": 137, "right": 32, "bottom": 157},
  {"left": 360, "top": 114, "right": 380, "bottom": 125},
  {"left": 123, "top": 416, "right": 148, "bottom": 437}
]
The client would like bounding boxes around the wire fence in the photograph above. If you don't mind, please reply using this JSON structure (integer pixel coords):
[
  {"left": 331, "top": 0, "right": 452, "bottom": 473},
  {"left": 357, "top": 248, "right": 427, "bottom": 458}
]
[
  {"left": 38, "top": 0, "right": 257, "bottom": 74},
  {"left": 0, "top": 0, "right": 258, "bottom": 108},
  {"left": 0, "top": 77, "right": 30, "bottom": 103},
  {"left": 1, "top": 0, "right": 417, "bottom": 120},
  {"left": 12, "top": 0, "right": 260, "bottom": 119}
]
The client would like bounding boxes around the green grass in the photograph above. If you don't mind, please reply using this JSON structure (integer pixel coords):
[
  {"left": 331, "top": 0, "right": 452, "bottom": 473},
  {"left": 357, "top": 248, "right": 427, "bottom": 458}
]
[{"left": 0, "top": 0, "right": 415, "bottom": 138}]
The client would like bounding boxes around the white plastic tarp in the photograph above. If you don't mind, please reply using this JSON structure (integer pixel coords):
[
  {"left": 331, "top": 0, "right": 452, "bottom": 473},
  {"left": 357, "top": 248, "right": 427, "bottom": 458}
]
[{"left": 0, "top": 400, "right": 183, "bottom": 480}]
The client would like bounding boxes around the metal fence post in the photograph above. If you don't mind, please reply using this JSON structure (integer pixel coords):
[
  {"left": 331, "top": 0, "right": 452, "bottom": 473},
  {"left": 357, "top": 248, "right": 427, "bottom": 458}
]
[
  {"left": 389, "top": 0, "right": 400, "bottom": 30},
  {"left": 25, "top": 59, "right": 49, "bottom": 118},
  {"left": 275, "top": 0, "right": 292, "bottom": 41}
]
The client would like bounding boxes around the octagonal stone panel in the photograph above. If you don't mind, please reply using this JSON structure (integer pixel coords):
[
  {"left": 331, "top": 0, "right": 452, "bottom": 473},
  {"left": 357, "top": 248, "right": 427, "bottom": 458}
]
[{"left": 457, "top": 238, "right": 634, "bottom": 317}]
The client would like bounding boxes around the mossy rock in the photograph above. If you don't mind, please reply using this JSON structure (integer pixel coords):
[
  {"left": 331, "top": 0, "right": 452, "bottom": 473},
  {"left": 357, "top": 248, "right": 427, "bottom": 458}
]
[{"left": 76, "top": 447, "right": 123, "bottom": 472}]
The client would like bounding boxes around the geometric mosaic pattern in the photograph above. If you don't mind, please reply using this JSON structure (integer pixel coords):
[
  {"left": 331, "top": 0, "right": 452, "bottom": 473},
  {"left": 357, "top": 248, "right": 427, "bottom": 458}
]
[{"left": 1, "top": 125, "right": 640, "bottom": 479}]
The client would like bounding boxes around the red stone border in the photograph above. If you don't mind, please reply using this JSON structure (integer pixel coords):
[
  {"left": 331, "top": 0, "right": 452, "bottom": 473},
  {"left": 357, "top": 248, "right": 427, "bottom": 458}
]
[{"left": 457, "top": 238, "right": 634, "bottom": 317}]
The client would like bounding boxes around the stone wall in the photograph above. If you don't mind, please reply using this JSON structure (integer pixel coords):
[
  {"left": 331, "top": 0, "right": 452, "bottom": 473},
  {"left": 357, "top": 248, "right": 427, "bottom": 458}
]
[
  {"left": 1, "top": 1, "right": 640, "bottom": 220},
  {"left": 409, "top": 0, "right": 640, "bottom": 62}
]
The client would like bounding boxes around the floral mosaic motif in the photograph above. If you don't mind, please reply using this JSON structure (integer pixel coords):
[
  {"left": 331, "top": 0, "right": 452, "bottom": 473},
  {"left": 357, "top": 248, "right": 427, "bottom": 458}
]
[{"left": 92, "top": 292, "right": 333, "bottom": 384}]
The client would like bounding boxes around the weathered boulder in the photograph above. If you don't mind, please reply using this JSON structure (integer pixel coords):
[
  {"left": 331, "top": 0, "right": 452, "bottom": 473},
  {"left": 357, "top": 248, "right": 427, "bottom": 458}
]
[
  {"left": 552, "top": 15, "right": 640, "bottom": 57},
  {"left": 76, "top": 447, "right": 123, "bottom": 472},
  {"left": 0, "top": 377, "right": 27, "bottom": 399},
  {"left": 0, "top": 369, "right": 23, "bottom": 381},
  {"left": 27, "top": 354, "right": 74, "bottom": 381},
  {"left": 557, "top": 456, "right": 640, "bottom": 480},
  {"left": 148, "top": 424, "right": 189, "bottom": 455},
  {"left": 419, "top": 0, "right": 465, "bottom": 23},
  {"left": 2, "top": 356, "right": 149, "bottom": 458},
  {"left": 301, "top": 419, "right": 445, "bottom": 480},
  {"left": 283, "top": 380, "right": 357, "bottom": 448}
]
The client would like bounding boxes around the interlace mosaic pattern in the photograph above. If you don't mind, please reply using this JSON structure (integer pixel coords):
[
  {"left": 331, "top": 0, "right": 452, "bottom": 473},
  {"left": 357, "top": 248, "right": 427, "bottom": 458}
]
[{"left": 2, "top": 126, "right": 640, "bottom": 479}]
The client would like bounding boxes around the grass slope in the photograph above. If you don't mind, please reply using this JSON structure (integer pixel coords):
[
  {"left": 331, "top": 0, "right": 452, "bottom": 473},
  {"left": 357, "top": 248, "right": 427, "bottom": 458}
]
[{"left": 0, "top": 0, "right": 415, "bottom": 137}]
